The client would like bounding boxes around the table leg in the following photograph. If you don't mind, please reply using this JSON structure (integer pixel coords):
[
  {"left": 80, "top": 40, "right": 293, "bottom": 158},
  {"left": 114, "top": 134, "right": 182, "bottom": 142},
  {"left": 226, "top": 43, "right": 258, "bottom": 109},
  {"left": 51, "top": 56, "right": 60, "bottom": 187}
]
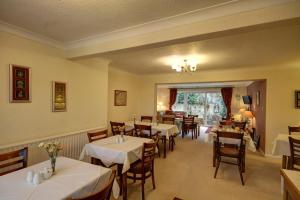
[
  {"left": 213, "top": 141, "right": 216, "bottom": 167},
  {"left": 117, "top": 164, "right": 123, "bottom": 194},
  {"left": 163, "top": 135, "right": 167, "bottom": 158},
  {"left": 282, "top": 155, "right": 287, "bottom": 169},
  {"left": 123, "top": 171, "right": 127, "bottom": 200}
]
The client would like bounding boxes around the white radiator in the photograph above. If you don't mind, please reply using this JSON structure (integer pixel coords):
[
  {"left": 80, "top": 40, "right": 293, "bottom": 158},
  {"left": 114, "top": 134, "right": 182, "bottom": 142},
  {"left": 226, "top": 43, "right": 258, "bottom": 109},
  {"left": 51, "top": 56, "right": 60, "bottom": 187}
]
[{"left": 0, "top": 127, "right": 104, "bottom": 166}]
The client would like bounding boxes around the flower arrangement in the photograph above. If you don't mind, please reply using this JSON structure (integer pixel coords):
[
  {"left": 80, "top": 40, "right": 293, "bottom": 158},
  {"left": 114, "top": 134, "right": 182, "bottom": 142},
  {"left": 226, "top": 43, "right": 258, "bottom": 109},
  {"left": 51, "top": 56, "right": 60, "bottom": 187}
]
[{"left": 38, "top": 141, "right": 62, "bottom": 173}]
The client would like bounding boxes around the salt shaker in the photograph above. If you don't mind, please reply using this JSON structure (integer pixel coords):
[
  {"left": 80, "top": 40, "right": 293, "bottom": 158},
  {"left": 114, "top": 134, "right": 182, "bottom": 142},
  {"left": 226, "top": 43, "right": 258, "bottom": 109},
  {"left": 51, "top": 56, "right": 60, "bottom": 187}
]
[
  {"left": 26, "top": 170, "right": 34, "bottom": 183},
  {"left": 33, "top": 172, "right": 43, "bottom": 185}
]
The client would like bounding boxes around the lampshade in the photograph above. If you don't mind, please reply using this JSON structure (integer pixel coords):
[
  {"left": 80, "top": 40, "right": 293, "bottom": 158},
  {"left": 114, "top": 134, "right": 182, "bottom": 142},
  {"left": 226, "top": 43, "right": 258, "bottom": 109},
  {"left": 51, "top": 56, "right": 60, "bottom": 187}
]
[
  {"left": 239, "top": 108, "right": 246, "bottom": 113},
  {"left": 244, "top": 111, "right": 253, "bottom": 118}
]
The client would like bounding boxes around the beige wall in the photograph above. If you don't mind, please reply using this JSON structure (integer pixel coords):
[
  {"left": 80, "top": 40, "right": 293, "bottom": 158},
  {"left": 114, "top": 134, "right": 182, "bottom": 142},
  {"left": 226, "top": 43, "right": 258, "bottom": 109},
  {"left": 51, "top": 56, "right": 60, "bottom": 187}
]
[
  {"left": 0, "top": 31, "right": 109, "bottom": 146},
  {"left": 138, "top": 67, "right": 300, "bottom": 154},
  {"left": 108, "top": 67, "right": 141, "bottom": 125}
]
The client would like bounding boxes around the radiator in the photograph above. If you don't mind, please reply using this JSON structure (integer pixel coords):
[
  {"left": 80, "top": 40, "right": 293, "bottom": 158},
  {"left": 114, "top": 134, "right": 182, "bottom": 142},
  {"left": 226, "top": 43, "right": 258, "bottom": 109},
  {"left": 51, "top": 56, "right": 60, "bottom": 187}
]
[{"left": 0, "top": 127, "right": 104, "bottom": 166}]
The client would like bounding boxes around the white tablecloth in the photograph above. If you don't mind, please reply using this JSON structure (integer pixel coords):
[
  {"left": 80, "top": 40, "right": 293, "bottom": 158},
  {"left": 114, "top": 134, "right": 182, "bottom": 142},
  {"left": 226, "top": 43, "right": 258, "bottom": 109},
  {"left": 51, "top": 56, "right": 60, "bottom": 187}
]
[
  {"left": 0, "top": 157, "right": 119, "bottom": 200},
  {"left": 125, "top": 121, "right": 179, "bottom": 140},
  {"left": 272, "top": 134, "right": 300, "bottom": 156},
  {"left": 79, "top": 135, "right": 152, "bottom": 173},
  {"left": 205, "top": 128, "right": 257, "bottom": 152}
]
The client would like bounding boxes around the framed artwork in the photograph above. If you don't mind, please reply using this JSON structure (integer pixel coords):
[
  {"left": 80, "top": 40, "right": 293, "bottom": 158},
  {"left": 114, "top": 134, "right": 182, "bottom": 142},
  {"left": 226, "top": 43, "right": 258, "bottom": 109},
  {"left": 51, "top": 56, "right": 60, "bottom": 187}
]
[
  {"left": 52, "top": 81, "right": 67, "bottom": 112},
  {"left": 114, "top": 90, "right": 127, "bottom": 106},
  {"left": 295, "top": 90, "right": 300, "bottom": 109},
  {"left": 9, "top": 64, "right": 31, "bottom": 103},
  {"left": 256, "top": 91, "right": 260, "bottom": 106}
]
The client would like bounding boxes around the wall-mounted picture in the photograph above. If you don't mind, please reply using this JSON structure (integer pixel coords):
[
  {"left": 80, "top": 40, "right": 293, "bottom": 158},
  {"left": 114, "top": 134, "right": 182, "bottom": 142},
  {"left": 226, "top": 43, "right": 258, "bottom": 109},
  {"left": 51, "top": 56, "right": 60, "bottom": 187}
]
[
  {"left": 114, "top": 90, "right": 127, "bottom": 106},
  {"left": 295, "top": 90, "right": 300, "bottom": 109},
  {"left": 9, "top": 64, "right": 31, "bottom": 103},
  {"left": 256, "top": 91, "right": 260, "bottom": 106},
  {"left": 52, "top": 81, "right": 67, "bottom": 112}
]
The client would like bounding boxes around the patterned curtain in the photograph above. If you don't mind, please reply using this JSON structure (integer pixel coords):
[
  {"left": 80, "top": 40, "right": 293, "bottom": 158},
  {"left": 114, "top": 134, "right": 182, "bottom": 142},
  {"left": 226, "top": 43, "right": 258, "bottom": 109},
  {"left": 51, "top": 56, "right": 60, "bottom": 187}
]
[
  {"left": 169, "top": 88, "right": 177, "bottom": 111},
  {"left": 221, "top": 87, "right": 233, "bottom": 119}
]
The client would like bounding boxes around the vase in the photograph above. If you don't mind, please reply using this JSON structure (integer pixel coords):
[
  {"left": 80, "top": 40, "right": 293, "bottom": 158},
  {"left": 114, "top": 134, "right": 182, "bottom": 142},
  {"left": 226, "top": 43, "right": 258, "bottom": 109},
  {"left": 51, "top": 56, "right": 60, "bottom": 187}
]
[{"left": 50, "top": 156, "right": 56, "bottom": 173}]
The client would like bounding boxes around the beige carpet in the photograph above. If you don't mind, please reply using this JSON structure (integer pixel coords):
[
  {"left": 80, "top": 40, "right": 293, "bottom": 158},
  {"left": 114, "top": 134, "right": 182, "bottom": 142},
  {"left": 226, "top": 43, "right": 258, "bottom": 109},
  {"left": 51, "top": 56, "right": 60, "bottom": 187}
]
[{"left": 119, "top": 128, "right": 282, "bottom": 200}]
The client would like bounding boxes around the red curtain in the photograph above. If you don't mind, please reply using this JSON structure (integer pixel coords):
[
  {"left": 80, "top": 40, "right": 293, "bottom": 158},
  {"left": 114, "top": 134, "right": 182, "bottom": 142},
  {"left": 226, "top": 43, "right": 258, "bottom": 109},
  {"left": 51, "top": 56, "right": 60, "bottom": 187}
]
[
  {"left": 221, "top": 87, "right": 233, "bottom": 119},
  {"left": 169, "top": 88, "right": 177, "bottom": 111}
]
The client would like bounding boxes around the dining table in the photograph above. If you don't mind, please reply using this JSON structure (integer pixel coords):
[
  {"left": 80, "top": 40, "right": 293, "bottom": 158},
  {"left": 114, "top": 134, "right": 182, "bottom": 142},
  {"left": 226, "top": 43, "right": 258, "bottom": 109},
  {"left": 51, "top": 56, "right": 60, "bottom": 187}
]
[
  {"left": 281, "top": 169, "right": 300, "bottom": 200},
  {"left": 79, "top": 135, "right": 153, "bottom": 200},
  {"left": 0, "top": 156, "right": 119, "bottom": 200},
  {"left": 125, "top": 120, "right": 179, "bottom": 158},
  {"left": 272, "top": 134, "right": 300, "bottom": 169}
]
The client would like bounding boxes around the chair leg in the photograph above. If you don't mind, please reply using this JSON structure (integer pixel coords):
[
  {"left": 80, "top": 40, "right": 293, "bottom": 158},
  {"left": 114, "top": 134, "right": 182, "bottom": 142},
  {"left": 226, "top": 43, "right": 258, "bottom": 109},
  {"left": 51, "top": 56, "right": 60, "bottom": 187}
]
[
  {"left": 238, "top": 160, "right": 245, "bottom": 185},
  {"left": 214, "top": 157, "right": 221, "bottom": 178},
  {"left": 142, "top": 180, "right": 145, "bottom": 200},
  {"left": 151, "top": 167, "right": 156, "bottom": 189}
]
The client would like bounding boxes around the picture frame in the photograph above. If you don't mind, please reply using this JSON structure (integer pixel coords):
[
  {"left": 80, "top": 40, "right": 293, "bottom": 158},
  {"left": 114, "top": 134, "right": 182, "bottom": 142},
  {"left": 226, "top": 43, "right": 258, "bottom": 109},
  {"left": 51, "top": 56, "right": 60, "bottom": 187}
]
[
  {"left": 256, "top": 91, "right": 260, "bottom": 106},
  {"left": 9, "top": 64, "right": 32, "bottom": 103},
  {"left": 114, "top": 90, "right": 127, "bottom": 106},
  {"left": 295, "top": 90, "right": 300, "bottom": 109},
  {"left": 52, "top": 81, "right": 67, "bottom": 112}
]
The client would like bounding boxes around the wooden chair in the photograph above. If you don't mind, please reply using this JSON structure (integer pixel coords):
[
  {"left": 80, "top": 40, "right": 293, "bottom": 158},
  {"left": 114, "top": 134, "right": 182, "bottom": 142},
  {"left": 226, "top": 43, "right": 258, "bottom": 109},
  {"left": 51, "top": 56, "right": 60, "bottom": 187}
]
[
  {"left": 134, "top": 124, "right": 161, "bottom": 138},
  {"left": 162, "top": 116, "right": 176, "bottom": 150},
  {"left": 127, "top": 142, "right": 156, "bottom": 200},
  {"left": 233, "top": 121, "right": 247, "bottom": 131},
  {"left": 188, "top": 114, "right": 200, "bottom": 137},
  {"left": 288, "top": 126, "right": 300, "bottom": 135},
  {"left": 288, "top": 137, "right": 300, "bottom": 170},
  {"left": 110, "top": 121, "right": 134, "bottom": 136},
  {"left": 182, "top": 116, "right": 197, "bottom": 139},
  {"left": 0, "top": 147, "right": 28, "bottom": 176},
  {"left": 219, "top": 120, "right": 233, "bottom": 126},
  {"left": 214, "top": 131, "right": 245, "bottom": 185},
  {"left": 87, "top": 130, "right": 110, "bottom": 166},
  {"left": 141, "top": 116, "right": 153, "bottom": 123},
  {"left": 150, "top": 132, "right": 161, "bottom": 157},
  {"left": 70, "top": 170, "right": 116, "bottom": 200}
]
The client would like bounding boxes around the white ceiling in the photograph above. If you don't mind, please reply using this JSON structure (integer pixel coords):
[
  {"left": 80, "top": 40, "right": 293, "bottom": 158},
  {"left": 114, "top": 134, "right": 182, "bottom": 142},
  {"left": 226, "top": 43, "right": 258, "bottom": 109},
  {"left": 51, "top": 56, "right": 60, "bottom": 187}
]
[
  {"left": 157, "top": 81, "right": 254, "bottom": 89},
  {"left": 0, "top": 0, "right": 233, "bottom": 42},
  {"left": 104, "top": 22, "right": 300, "bottom": 74}
]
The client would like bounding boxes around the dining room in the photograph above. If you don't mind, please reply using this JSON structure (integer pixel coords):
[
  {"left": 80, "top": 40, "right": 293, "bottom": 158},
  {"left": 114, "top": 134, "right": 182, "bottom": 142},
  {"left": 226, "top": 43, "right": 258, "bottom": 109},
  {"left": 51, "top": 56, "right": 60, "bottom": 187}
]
[{"left": 1, "top": 1, "right": 300, "bottom": 200}]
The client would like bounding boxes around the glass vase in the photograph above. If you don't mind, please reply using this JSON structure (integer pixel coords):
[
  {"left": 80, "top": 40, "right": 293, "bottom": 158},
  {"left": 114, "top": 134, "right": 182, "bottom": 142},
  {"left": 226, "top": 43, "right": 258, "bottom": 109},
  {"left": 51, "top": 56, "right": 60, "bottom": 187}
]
[{"left": 50, "top": 156, "right": 56, "bottom": 173}]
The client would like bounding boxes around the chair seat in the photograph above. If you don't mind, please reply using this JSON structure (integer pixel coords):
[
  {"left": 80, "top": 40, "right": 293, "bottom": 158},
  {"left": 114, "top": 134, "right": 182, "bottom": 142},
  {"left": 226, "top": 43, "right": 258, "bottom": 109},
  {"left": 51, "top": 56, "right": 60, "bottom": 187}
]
[
  {"left": 129, "top": 160, "right": 152, "bottom": 173},
  {"left": 220, "top": 147, "right": 240, "bottom": 157}
]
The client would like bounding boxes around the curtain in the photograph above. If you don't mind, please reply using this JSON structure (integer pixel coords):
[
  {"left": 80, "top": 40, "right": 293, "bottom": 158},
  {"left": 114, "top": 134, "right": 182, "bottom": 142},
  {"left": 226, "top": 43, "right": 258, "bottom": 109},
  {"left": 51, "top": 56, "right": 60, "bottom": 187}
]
[
  {"left": 169, "top": 88, "right": 177, "bottom": 111},
  {"left": 221, "top": 87, "right": 233, "bottom": 119}
]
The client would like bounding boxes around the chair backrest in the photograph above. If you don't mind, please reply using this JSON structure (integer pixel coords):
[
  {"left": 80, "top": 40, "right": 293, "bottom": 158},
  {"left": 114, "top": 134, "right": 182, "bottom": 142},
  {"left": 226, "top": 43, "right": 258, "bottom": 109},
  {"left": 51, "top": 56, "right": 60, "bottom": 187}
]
[
  {"left": 215, "top": 131, "right": 244, "bottom": 155},
  {"left": 183, "top": 116, "right": 194, "bottom": 125},
  {"left": 162, "top": 116, "right": 175, "bottom": 125},
  {"left": 141, "top": 116, "right": 153, "bottom": 123},
  {"left": 219, "top": 120, "right": 233, "bottom": 126},
  {"left": 150, "top": 131, "right": 160, "bottom": 145},
  {"left": 0, "top": 147, "right": 28, "bottom": 176},
  {"left": 233, "top": 121, "right": 247, "bottom": 130},
  {"left": 110, "top": 121, "right": 125, "bottom": 135},
  {"left": 70, "top": 170, "right": 116, "bottom": 200},
  {"left": 188, "top": 114, "right": 198, "bottom": 118},
  {"left": 289, "top": 137, "right": 300, "bottom": 169},
  {"left": 134, "top": 124, "right": 152, "bottom": 138},
  {"left": 142, "top": 142, "right": 156, "bottom": 171},
  {"left": 87, "top": 130, "right": 108, "bottom": 143},
  {"left": 288, "top": 126, "right": 300, "bottom": 135}
]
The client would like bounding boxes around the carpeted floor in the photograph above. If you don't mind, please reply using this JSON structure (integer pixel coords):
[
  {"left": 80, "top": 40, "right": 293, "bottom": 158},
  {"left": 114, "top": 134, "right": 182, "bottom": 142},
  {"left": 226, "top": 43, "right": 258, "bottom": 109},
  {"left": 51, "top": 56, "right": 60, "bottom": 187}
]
[{"left": 118, "top": 127, "right": 281, "bottom": 200}]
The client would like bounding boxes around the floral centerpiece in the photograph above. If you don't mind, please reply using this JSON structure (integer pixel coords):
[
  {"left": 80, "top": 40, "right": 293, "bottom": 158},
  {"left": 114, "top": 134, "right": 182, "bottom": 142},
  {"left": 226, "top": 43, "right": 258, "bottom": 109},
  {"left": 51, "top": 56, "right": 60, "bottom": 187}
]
[{"left": 38, "top": 141, "right": 62, "bottom": 173}]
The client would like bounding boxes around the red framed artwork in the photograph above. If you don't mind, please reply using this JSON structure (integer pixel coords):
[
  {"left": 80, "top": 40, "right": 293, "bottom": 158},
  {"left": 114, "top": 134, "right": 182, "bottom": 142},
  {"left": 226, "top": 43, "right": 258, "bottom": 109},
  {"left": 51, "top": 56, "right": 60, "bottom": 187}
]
[{"left": 9, "top": 64, "right": 31, "bottom": 103}]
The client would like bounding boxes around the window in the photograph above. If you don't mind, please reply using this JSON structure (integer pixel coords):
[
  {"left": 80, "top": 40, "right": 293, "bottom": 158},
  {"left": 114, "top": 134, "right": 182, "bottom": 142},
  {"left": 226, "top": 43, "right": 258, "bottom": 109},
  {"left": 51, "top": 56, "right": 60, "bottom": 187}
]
[{"left": 172, "top": 90, "right": 226, "bottom": 125}]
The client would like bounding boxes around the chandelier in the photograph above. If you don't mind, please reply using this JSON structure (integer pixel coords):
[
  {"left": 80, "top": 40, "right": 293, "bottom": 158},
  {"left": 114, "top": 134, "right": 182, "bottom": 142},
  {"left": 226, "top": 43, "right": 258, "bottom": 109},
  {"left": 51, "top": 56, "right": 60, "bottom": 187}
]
[{"left": 171, "top": 59, "right": 198, "bottom": 73}]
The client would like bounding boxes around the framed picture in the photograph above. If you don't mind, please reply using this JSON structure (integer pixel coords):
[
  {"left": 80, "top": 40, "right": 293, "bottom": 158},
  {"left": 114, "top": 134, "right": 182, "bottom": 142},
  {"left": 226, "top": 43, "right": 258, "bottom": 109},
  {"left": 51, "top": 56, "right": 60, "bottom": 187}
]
[
  {"left": 114, "top": 90, "right": 127, "bottom": 106},
  {"left": 9, "top": 64, "right": 31, "bottom": 103},
  {"left": 295, "top": 90, "right": 300, "bottom": 109},
  {"left": 256, "top": 91, "right": 260, "bottom": 106},
  {"left": 52, "top": 81, "right": 67, "bottom": 112}
]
